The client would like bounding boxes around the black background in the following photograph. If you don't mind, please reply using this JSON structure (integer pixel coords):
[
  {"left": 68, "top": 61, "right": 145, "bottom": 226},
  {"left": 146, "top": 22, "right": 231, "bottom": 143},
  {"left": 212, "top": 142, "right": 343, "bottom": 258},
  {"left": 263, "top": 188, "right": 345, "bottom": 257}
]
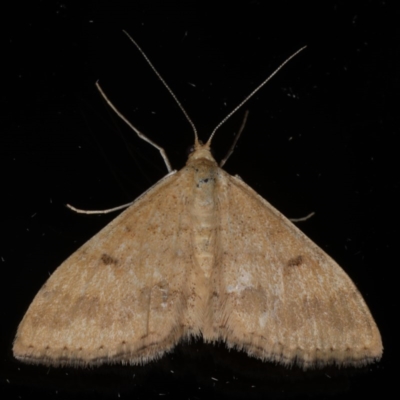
[{"left": 1, "top": 1, "right": 397, "bottom": 399}]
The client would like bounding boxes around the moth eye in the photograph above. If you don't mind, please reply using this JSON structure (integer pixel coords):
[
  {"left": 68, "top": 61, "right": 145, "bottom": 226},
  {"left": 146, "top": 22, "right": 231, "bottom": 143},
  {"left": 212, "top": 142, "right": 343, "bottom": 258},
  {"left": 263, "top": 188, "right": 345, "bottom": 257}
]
[
  {"left": 186, "top": 144, "right": 215, "bottom": 157},
  {"left": 186, "top": 145, "right": 195, "bottom": 156}
]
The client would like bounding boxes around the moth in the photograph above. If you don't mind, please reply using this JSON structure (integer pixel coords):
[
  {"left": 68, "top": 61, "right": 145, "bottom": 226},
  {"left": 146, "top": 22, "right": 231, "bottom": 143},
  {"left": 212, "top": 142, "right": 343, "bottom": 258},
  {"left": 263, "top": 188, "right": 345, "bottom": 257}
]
[{"left": 13, "top": 33, "right": 382, "bottom": 369}]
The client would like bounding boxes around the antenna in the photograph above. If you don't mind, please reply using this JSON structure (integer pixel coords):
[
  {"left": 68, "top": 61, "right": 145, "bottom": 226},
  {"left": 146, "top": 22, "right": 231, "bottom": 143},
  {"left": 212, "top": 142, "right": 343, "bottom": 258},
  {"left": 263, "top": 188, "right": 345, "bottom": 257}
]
[
  {"left": 122, "top": 30, "right": 199, "bottom": 145},
  {"left": 206, "top": 46, "right": 307, "bottom": 145}
]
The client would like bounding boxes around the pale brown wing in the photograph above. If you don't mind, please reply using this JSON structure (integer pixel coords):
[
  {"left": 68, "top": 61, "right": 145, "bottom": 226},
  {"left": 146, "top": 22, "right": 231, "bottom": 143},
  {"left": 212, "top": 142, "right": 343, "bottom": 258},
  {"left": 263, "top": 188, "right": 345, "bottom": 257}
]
[
  {"left": 13, "top": 170, "right": 194, "bottom": 366},
  {"left": 210, "top": 171, "right": 382, "bottom": 368}
]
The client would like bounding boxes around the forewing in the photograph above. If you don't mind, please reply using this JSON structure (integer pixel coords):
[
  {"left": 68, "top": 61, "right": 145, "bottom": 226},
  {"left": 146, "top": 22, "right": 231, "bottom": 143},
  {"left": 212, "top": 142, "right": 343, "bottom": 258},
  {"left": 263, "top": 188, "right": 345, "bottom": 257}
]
[
  {"left": 13, "top": 170, "right": 194, "bottom": 366},
  {"left": 213, "top": 172, "right": 382, "bottom": 368}
]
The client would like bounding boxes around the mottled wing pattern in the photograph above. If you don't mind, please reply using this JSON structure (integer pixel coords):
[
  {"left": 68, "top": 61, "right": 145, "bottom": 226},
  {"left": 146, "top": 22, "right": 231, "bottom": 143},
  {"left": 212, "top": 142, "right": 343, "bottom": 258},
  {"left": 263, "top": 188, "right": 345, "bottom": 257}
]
[
  {"left": 13, "top": 170, "right": 194, "bottom": 366},
  {"left": 211, "top": 171, "right": 382, "bottom": 368}
]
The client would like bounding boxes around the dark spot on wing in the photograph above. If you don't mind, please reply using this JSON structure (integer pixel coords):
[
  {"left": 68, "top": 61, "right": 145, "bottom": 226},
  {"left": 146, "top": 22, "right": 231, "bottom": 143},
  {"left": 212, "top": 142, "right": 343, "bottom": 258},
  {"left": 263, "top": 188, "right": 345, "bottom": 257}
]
[
  {"left": 101, "top": 253, "right": 119, "bottom": 265},
  {"left": 287, "top": 255, "right": 304, "bottom": 267}
]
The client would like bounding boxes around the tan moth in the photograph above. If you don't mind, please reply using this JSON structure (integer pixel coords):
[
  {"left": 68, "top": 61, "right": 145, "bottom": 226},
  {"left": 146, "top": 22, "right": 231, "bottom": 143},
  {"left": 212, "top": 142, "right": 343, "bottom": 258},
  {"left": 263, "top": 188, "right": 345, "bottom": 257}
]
[{"left": 13, "top": 33, "right": 382, "bottom": 369}]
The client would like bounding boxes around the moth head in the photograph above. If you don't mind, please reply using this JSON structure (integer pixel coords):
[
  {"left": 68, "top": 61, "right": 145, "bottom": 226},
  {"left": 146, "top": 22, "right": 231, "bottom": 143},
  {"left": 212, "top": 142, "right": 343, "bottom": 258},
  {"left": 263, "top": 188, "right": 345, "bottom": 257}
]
[{"left": 186, "top": 140, "right": 216, "bottom": 163}]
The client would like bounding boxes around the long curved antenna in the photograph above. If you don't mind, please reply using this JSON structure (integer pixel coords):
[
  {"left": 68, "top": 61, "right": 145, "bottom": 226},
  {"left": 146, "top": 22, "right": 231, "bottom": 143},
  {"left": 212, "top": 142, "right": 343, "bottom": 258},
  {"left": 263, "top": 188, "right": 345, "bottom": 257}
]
[
  {"left": 123, "top": 30, "right": 199, "bottom": 145},
  {"left": 206, "top": 46, "right": 307, "bottom": 146}
]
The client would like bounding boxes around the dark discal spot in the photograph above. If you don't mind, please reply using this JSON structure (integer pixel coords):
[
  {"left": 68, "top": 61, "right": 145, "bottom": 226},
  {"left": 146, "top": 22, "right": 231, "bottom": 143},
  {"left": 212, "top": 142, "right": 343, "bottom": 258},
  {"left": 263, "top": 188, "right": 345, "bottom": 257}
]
[
  {"left": 101, "top": 253, "right": 119, "bottom": 265},
  {"left": 287, "top": 255, "right": 304, "bottom": 267},
  {"left": 212, "top": 291, "right": 219, "bottom": 298}
]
